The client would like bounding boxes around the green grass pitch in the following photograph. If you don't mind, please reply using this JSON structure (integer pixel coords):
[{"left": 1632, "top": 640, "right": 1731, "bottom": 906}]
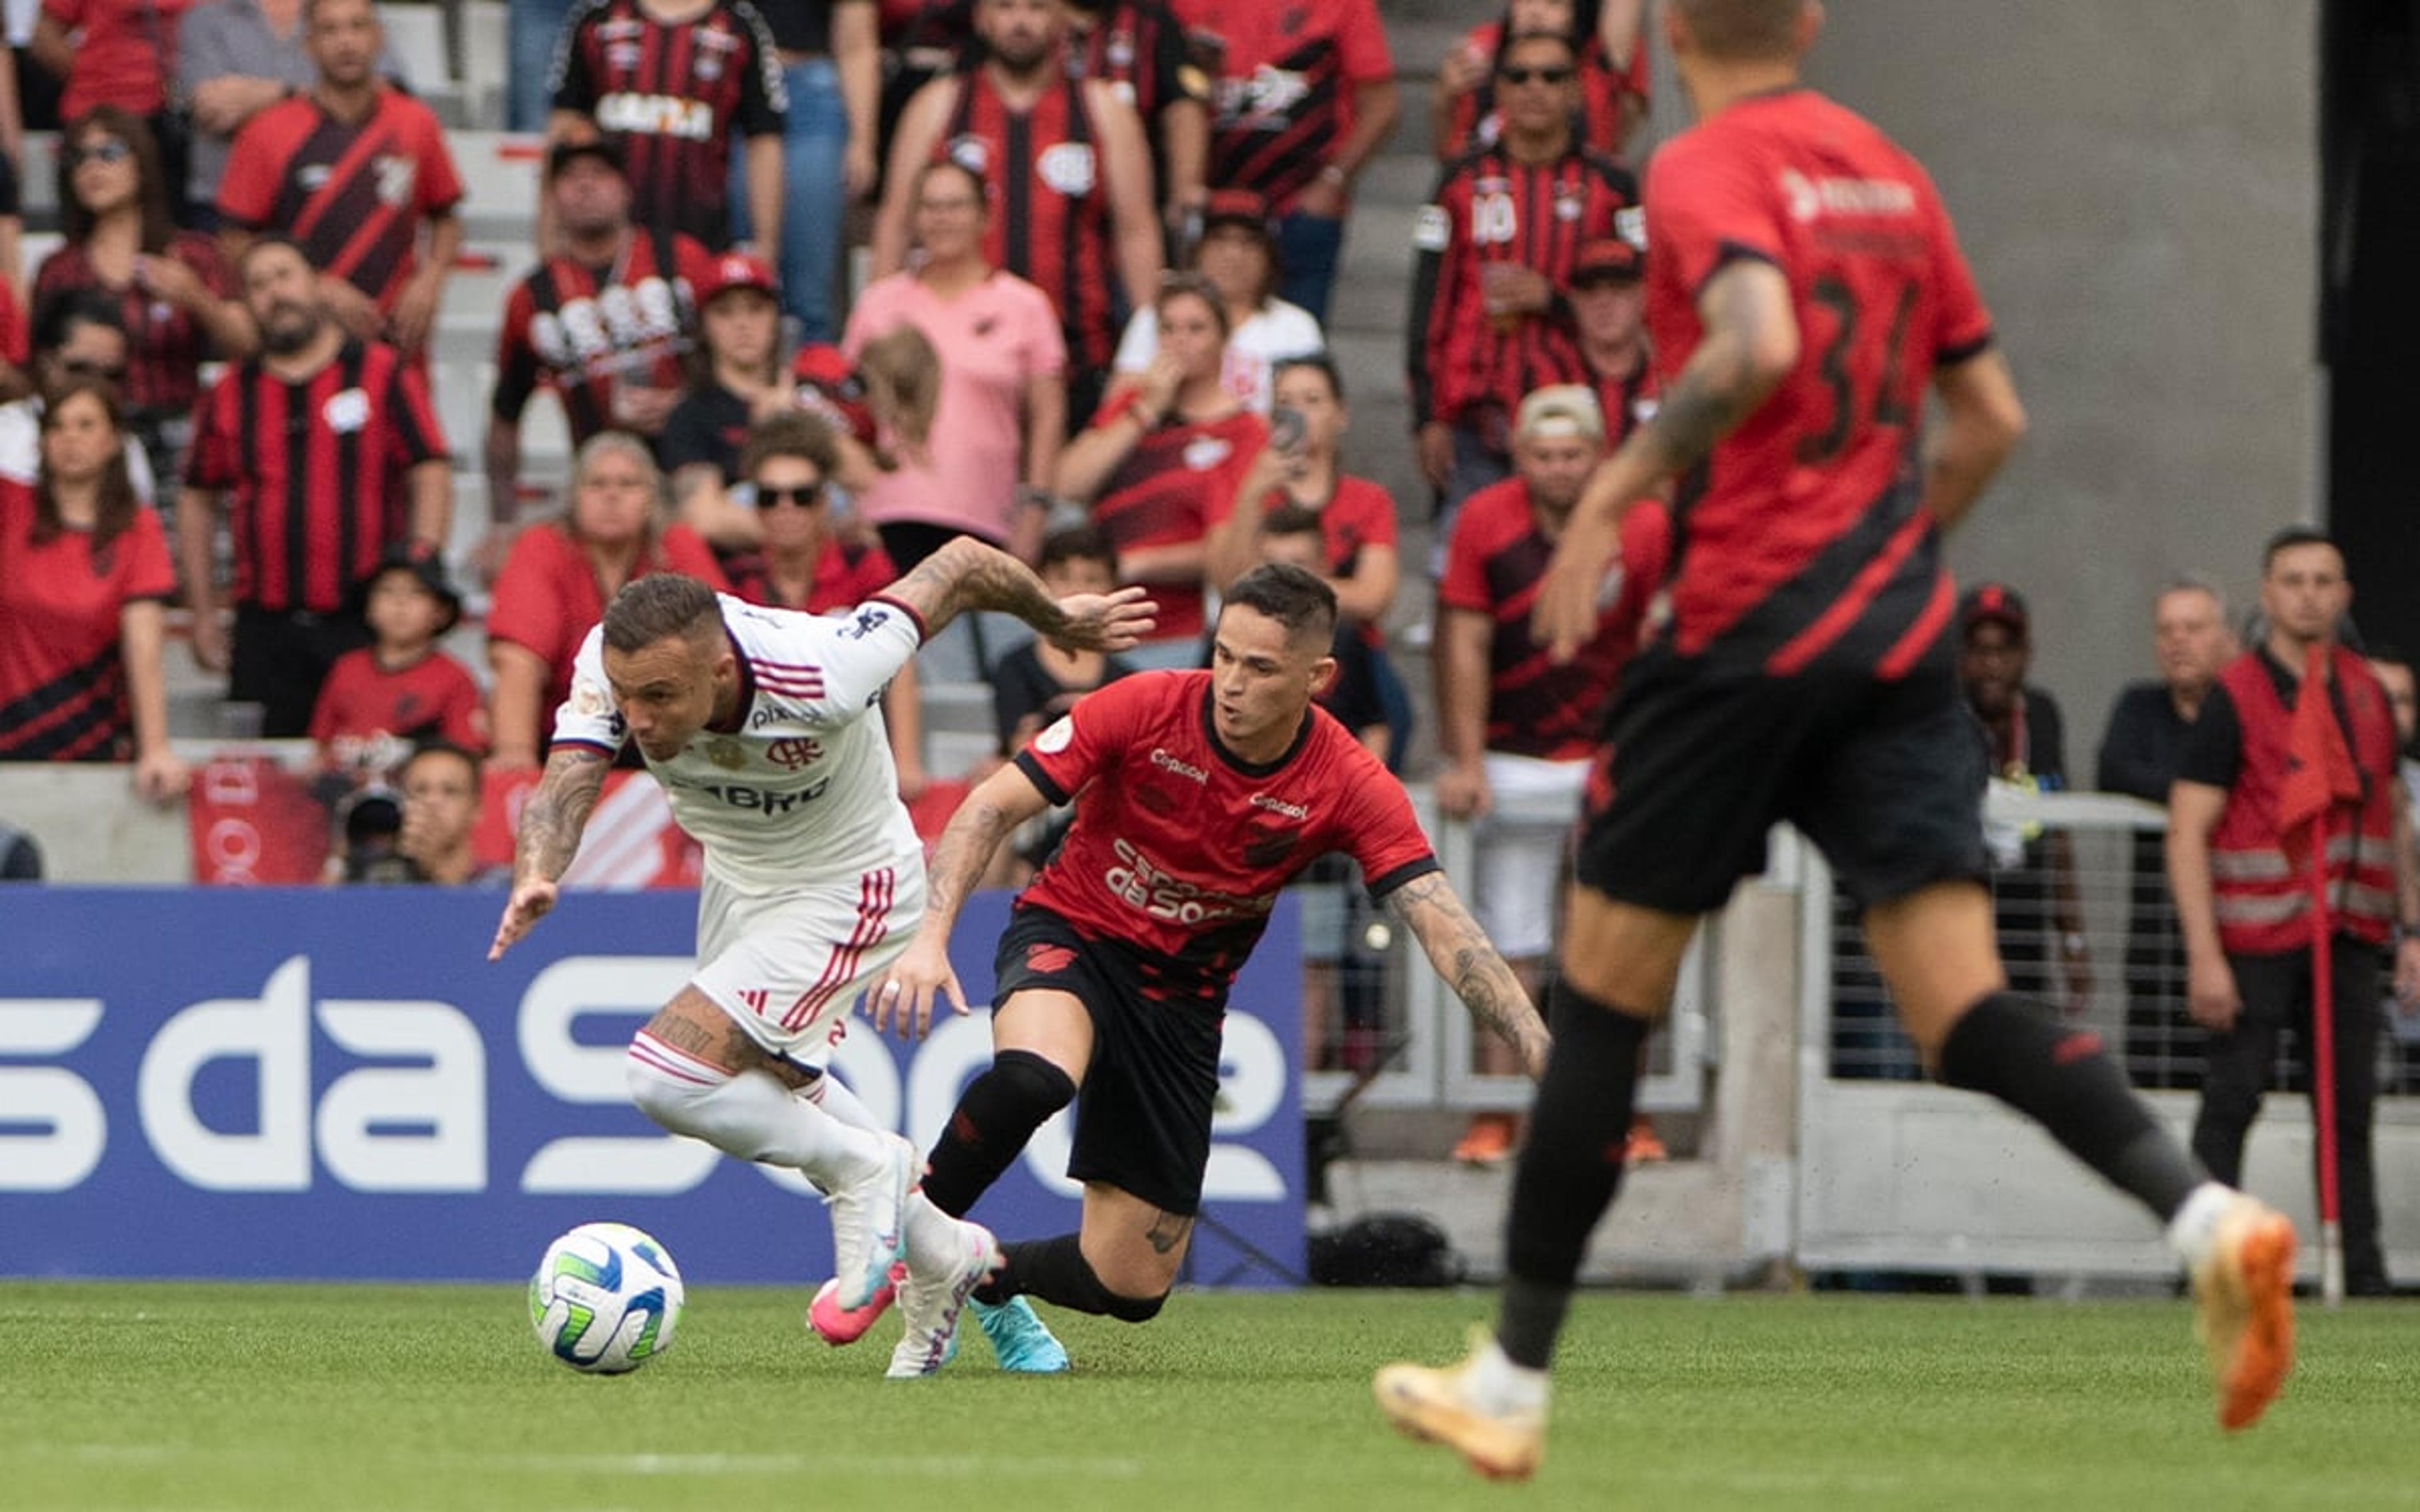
[{"left": 11, "top": 1283, "right": 2419, "bottom": 1511}]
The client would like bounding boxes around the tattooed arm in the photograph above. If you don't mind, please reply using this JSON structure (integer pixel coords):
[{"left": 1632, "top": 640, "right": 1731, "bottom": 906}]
[
  {"left": 1531, "top": 258, "right": 1799, "bottom": 662},
  {"left": 487, "top": 745, "right": 609, "bottom": 960},
  {"left": 866, "top": 759, "right": 1055, "bottom": 1036},
  {"left": 1386, "top": 870, "right": 1552, "bottom": 1080},
  {"left": 879, "top": 534, "right": 1156, "bottom": 653}
]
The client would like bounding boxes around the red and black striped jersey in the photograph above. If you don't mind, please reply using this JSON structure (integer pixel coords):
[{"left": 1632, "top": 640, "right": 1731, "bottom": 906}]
[
  {"left": 1014, "top": 668, "right": 1437, "bottom": 1004},
  {"left": 1644, "top": 89, "right": 1993, "bottom": 669},
  {"left": 1437, "top": 476, "right": 1627, "bottom": 762},
  {"left": 0, "top": 483, "right": 175, "bottom": 761},
  {"left": 1587, "top": 352, "right": 1658, "bottom": 449},
  {"left": 938, "top": 67, "right": 1128, "bottom": 377},
  {"left": 551, "top": 0, "right": 787, "bottom": 251},
  {"left": 33, "top": 232, "right": 236, "bottom": 415},
  {"left": 1067, "top": 0, "right": 1205, "bottom": 130},
  {"left": 185, "top": 339, "right": 449, "bottom": 614},
  {"left": 492, "top": 227, "right": 715, "bottom": 445},
  {"left": 1409, "top": 144, "right": 1638, "bottom": 431},
  {"left": 1443, "top": 22, "right": 1647, "bottom": 164},
  {"left": 1173, "top": 0, "right": 1392, "bottom": 214},
  {"left": 1085, "top": 391, "right": 1265, "bottom": 643},
  {"left": 217, "top": 88, "right": 464, "bottom": 314}
]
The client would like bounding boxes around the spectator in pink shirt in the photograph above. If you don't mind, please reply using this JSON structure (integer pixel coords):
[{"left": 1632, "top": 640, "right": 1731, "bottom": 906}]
[{"left": 842, "top": 158, "right": 1065, "bottom": 572}]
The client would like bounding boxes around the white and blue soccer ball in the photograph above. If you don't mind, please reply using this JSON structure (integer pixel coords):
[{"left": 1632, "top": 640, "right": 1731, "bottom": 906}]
[{"left": 529, "top": 1222, "right": 685, "bottom": 1374}]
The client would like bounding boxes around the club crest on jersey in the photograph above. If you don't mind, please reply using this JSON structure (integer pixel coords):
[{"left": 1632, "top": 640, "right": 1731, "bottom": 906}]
[
  {"left": 1182, "top": 435, "right": 1233, "bottom": 471},
  {"left": 322, "top": 387, "right": 370, "bottom": 433},
  {"left": 1038, "top": 142, "right": 1097, "bottom": 197},
  {"left": 764, "top": 736, "right": 822, "bottom": 770},
  {"left": 375, "top": 154, "right": 417, "bottom": 207},
  {"left": 1553, "top": 189, "right": 1583, "bottom": 221},
  {"left": 839, "top": 605, "right": 890, "bottom": 639},
  {"left": 706, "top": 736, "right": 747, "bottom": 770}
]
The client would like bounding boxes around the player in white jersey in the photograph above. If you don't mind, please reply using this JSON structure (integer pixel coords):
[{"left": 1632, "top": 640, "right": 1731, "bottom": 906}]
[{"left": 487, "top": 542, "right": 1155, "bottom": 1370}]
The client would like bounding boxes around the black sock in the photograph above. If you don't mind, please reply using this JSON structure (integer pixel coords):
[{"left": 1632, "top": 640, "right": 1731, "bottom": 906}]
[
  {"left": 1498, "top": 982, "right": 1651, "bottom": 1370},
  {"left": 1936, "top": 992, "right": 2206, "bottom": 1220},
  {"left": 975, "top": 1232, "right": 1165, "bottom": 1321},
  {"left": 919, "top": 1050, "right": 1077, "bottom": 1218}
]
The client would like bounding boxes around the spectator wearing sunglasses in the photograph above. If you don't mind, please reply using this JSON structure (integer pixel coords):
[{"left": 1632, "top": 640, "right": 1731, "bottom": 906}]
[
  {"left": 0, "top": 291, "right": 160, "bottom": 503},
  {"left": 1408, "top": 28, "right": 1635, "bottom": 546},
  {"left": 35, "top": 106, "right": 250, "bottom": 490},
  {"left": 726, "top": 410, "right": 928, "bottom": 799}
]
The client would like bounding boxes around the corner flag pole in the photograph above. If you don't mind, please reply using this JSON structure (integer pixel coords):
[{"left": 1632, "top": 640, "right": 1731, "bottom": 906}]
[{"left": 2307, "top": 829, "right": 2344, "bottom": 1310}]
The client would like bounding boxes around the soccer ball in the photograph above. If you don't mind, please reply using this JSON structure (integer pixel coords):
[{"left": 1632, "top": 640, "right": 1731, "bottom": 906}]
[{"left": 529, "top": 1222, "right": 685, "bottom": 1374}]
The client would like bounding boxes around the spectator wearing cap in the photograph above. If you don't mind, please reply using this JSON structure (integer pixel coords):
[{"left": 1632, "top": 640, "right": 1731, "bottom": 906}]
[
  {"left": 178, "top": 234, "right": 451, "bottom": 737},
  {"left": 1109, "top": 188, "right": 1321, "bottom": 418},
  {"left": 1408, "top": 27, "right": 1635, "bottom": 534},
  {"left": 214, "top": 0, "right": 462, "bottom": 355},
  {"left": 873, "top": 0, "right": 1160, "bottom": 431},
  {"left": 176, "top": 0, "right": 410, "bottom": 222},
  {"left": 485, "top": 137, "right": 717, "bottom": 576},
  {"left": 662, "top": 249, "right": 792, "bottom": 555},
  {"left": 1958, "top": 580, "right": 2094, "bottom": 1014},
  {"left": 546, "top": 0, "right": 785, "bottom": 260},
  {"left": 0, "top": 374, "right": 186, "bottom": 801},
  {"left": 1432, "top": 384, "right": 1627, "bottom": 1161},
  {"left": 308, "top": 542, "right": 487, "bottom": 782},
  {"left": 1569, "top": 235, "right": 1654, "bottom": 444},
  {"left": 486, "top": 430, "right": 727, "bottom": 770},
  {"left": 845, "top": 156, "right": 1065, "bottom": 573}
]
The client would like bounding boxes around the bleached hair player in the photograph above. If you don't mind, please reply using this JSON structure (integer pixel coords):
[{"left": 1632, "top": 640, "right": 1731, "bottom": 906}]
[{"left": 488, "top": 542, "right": 1156, "bottom": 1365}]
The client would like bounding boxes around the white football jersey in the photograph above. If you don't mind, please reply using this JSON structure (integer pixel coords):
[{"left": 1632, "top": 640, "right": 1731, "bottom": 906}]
[{"left": 553, "top": 594, "right": 926, "bottom": 894}]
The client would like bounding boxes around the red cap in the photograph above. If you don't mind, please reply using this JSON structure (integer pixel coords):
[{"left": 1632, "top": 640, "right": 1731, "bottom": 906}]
[
  {"left": 700, "top": 251, "right": 778, "bottom": 305},
  {"left": 1200, "top": 188, "right": 1274, "bottom": 238},
  {"left": 1572, "top": 237, "right": 1644, "bottom": 282}
]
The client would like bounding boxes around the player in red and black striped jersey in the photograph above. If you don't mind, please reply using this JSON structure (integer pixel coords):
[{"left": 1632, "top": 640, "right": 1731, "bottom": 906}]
[
  {"left": 873, "top": 0, "right": 1161, "bottom": 421},
  {"left": 1381, "top": 4, "right": 2289, "bottom": 1475},
  {"left": 1171, "top": 0, "right": 1395, "bottom": 321},
  {"left": 216, "top": 0, "right": 464, "bottom": 356},
  {"left": 178, "top": 238, "right": 452, "bottom": 738},
  {"left": 1408, "top": 30, "right": 1637, "bottom": 510},
  {"left": 548, "top": 0, "right": 787, "bottom": 255},
  {"left": 487, "top": 139, "right": 715, "bottom": 548},
  {"left": 867, "top": 563, "right": 1546, "bottom": 1366},
  {"left": 1064, "top": 0, "right": 1210, "bottom": 224}
]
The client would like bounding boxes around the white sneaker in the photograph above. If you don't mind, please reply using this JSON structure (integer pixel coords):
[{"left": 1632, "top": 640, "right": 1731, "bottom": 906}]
[
  {"left": 827, "top": 1131, "right": 914, "bottom": 1312},
  {"left": 887, "top": 1218, "right": 1000, "bottom": 1380}
]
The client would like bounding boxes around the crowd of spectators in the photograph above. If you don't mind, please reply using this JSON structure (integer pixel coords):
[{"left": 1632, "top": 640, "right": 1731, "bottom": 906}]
[{"left": 3, "top": 0, "right": 2406, "bottom": 1160}]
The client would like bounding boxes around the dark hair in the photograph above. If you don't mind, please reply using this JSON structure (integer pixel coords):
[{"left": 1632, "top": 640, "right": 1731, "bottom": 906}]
[
  {"left": 30, "top": 375, "right": 140, "bottom": 569},
  {"left": 59, "top": 106, "right": 173, "bottom": 253},
  {"left": 32, "top": 288, "right": 129, "bottom": 366},
  {"left": 915, "top": 158, "right": 990, "bottom": 216},
  {"left": 739, "top": 410, "right": 841, "bottom": 482},
  {"left": 1272, "top": 352, "right": 1344, "bottom": 403},
  {"left": 1039, "top": 522, "right": 1117, "bottom": 576},
  {"left": 602, "top": 573, "right": 722, "bottom": 653},
  {"left": 1672, "top": 0, "right": 1806, "bottom": 61},
  {"left": 1222, "top": 561, "right": 1336, "bottom": 647},
  {"left": 238, "top": 232, "right": 315, "bottom": 282},
  {"left": 1498, "top": 27, "right": 1581, "bottom": 67},
  {"left": 400, "top": 738, "right": 482, "bottom": 788},
  {"left": 2262, "top": 525, "right": 2341, "bottom": 573},
  {"left": 1258, "top": 502, "right": 1325, "bottom": 540},
  {"left": 2368, "top": 642, "right": 2411, "bottom": 675},
  {"left": 1155, "top": 271, "right": 1231, "bottom": 340}
]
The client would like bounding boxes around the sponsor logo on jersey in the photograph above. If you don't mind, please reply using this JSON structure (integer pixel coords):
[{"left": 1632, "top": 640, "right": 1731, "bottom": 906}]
[
  {"left": 1249, "top": 793, "right": 1309, "bottom": 820},
  {"left": 1105, "top": 837, "right": 1271, "bottom": 926},
  {"left": 839, "top": 605, "right": 890, "bottom": 640},
  {"left": 686, "top": 777, "right": 832, "bottom": 811},
  {"left": 596, "top": 91, "right": 715, "bottom": 140},
  {"left": 1778, "top": 168, "right": 1916, "bottom": 222},
  {"left": 1149, "top": 747, "right": 1208, "bottom": 784}
]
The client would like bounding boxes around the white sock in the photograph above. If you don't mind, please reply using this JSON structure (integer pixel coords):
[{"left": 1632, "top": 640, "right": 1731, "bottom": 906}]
[
  {"left": 804, "top": 1067, "right": 883, "bottom": 1134},
  {"left": 627, "top": 1032, "right": 887, "bottom": 1189},
  {"left": 1466, "top": 1334, "right": 1550, "bottom": 1414},
  {"left": 2165, "top": 1181, "right": 2237, "bottom": 1266},
  {"left": 901, "top": 1191, "right": 968, "bottom": 1276}
]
